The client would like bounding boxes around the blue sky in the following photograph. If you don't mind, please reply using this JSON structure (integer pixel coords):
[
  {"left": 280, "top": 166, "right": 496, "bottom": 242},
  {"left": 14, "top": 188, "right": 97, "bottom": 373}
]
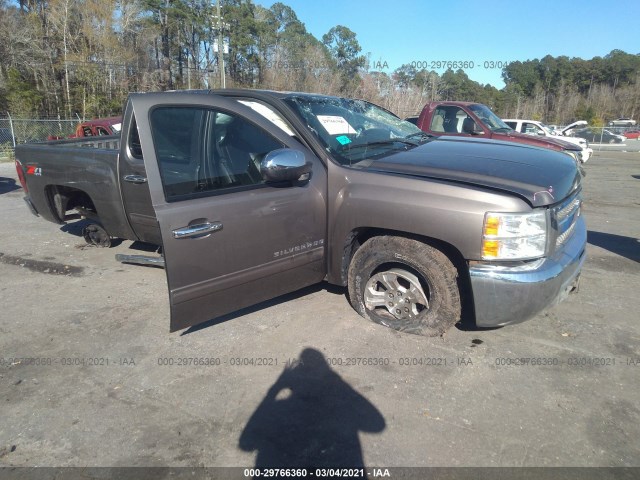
[{"left": 253, "top": 0, "right": 640, "bottom": 88}]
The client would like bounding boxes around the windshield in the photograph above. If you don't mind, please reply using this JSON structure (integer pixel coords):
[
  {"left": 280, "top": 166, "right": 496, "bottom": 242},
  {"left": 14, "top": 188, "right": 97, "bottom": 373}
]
[
  {"left": 284, "top": 95, "right": 427, "bottom": 166},
  {"left": 469, "top": 104, "right": 512, "bottom": 132}
]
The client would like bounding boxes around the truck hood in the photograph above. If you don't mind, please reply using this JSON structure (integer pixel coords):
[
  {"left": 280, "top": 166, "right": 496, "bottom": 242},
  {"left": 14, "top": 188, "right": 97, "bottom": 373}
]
[
  {"left": 365, "top": 137, "right": 581, "bottom": 207},
  {"left": 493, "top": 130, "right": 582, "bottom": 151}
]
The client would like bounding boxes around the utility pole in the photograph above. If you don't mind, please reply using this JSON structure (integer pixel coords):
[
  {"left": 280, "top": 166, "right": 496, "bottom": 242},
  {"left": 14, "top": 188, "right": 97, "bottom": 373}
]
[{"left": 217, "top": 0, "right": 225, "bottom": 88}]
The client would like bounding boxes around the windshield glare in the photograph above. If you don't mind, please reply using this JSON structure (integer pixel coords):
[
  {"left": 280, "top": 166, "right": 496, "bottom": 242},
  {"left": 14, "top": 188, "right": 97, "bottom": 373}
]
[
  {"left": 469, "top": 104, "right": 512, "bottom": 131},
  {"left": 284, "top": 96, "right": 425, "bottom": 165}
]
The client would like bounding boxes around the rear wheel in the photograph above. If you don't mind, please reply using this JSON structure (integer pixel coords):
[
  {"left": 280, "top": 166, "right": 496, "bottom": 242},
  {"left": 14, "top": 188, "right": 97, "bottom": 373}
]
[{"left": 348, "top": 236, "right": 461, "bottom": 336}]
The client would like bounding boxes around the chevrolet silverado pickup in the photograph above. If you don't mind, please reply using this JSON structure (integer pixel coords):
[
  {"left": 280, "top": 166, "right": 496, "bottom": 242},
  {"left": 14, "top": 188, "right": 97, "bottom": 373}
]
[
  {"left": 415, "top": 101, "right": 586, "bottom": 163},
  {"left": 15, "top": 89, "right": 586, "bottom": 334}
]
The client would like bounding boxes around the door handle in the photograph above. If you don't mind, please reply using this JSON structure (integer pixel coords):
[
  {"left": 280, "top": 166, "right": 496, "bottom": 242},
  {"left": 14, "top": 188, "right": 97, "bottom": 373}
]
[
  {"left": 172, "top": 222, "right": 223, "bottom": 239},
  {"left": 123, "top": 174, "right": 147, "bottom": 184}
]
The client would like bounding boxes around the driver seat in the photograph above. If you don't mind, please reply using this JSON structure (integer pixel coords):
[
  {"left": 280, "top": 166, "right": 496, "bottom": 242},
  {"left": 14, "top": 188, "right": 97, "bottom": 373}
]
[{"left": 462, "top": 117, "right": 476, "bottom": 134}]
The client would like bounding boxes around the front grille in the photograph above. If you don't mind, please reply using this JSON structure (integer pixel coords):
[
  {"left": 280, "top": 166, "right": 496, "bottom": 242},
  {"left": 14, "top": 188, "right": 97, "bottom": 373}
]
[{"left": 553, "top": 192, "right": 582, "bottom": 248}]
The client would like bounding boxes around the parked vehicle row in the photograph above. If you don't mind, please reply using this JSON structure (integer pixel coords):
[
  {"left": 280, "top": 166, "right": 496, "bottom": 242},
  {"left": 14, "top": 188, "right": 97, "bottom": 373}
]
[
  {"left": 573, "top": 128, "right": 625, "bottom": 144},
  {"left": 409, "top": 101, "right": 586, "bottom": 164},
  {"left": 15, "top": 89, "right": 586, "bottom": 336},
  {"left": 503, "top": 118, "right": 637, "bottom": 145},
  {"left": 502, "top": 119, "right": 592, "bottom": 162}
]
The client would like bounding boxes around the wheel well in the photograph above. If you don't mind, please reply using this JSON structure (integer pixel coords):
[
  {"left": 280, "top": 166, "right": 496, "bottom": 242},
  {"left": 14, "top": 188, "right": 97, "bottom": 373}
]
[
  {"left": 45, "top": 185, "right": 98, "bottom": 223},
  {"left": 339, "top": 228, "right": 475, "bottom": 326},
  {"left": 340, "top": 228, "right": 466, "bottom": 282}
]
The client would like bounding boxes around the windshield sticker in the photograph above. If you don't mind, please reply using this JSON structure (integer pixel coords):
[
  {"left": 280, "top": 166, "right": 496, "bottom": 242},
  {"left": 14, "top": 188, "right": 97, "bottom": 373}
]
[
  {"left": 336, "top": 135, "right": 352, "bottom": 145},
  {"left": 317, "top": 115, "right": 357, "bottom": 135}
]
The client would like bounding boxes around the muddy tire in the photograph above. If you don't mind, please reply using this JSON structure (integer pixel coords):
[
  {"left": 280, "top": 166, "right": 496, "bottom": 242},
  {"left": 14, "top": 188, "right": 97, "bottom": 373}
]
[{"left": 347, "top": 236, "right": 461, "bottom": 336}]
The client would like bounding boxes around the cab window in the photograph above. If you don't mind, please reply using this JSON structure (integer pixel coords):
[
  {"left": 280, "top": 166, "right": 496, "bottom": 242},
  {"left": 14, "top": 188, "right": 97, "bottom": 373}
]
[
  {"left": 522, "top": 122, "right": 544, "bottom": 135},
  {"left": 430, "top": 106, "right": 466, "bottom": 133},
  {"left": 149, "top": 107, "right": 285, "bottom": 202}
]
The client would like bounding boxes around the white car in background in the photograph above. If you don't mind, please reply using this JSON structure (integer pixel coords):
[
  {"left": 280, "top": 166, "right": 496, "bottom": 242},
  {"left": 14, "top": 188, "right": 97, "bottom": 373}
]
[
  {"left": 608, "top": 118, "right": 636, "bottom": 127},
  {"left": 503, "top": 119, "right": 593, "bottom": 163}
]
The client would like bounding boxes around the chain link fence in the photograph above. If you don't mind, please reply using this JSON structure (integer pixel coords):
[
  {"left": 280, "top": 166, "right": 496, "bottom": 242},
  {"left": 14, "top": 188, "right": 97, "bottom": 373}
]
[{"left": 0, "top": 117, "right": 80, "bottom": 158}]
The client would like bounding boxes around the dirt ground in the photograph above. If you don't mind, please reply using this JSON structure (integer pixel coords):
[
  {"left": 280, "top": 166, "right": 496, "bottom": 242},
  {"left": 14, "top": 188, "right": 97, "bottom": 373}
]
[{"left": 0, "top": 151, "right": 638, "bottom": 476}]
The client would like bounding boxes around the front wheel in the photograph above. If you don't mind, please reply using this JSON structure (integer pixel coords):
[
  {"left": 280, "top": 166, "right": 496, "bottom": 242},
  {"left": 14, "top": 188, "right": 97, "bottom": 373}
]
[{"left": 348, "top": 236, "right": 461, "bottom": 336}]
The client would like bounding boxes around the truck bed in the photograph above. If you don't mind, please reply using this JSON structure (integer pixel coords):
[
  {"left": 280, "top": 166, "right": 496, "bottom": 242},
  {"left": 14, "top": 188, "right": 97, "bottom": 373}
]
[
  {"left": 15, "top": 135, "right": 137, "bottom": 241},
  {"left": 39, "top": 135, "right": 121, "bottom": 150}
]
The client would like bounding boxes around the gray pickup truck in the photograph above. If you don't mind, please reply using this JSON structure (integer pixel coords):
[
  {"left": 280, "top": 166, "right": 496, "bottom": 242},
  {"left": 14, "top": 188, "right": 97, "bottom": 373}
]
[{"left": 15, "top": 89, "right": 586, "bottom": 334}]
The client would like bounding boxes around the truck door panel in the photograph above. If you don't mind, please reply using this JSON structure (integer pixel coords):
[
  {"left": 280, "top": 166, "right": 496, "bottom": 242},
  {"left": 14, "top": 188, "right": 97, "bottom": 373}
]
[
  {"left": 130, "top": 93, "right": 327, "bottom": 331},
  {"left": 119, "top": 111, "right": 161, "bottom": 245}
]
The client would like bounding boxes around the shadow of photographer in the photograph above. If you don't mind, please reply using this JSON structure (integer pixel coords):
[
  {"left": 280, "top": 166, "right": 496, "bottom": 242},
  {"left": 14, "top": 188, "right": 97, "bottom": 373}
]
[{"left": 239, "top": 348, "right": 385, "bottom": 472}]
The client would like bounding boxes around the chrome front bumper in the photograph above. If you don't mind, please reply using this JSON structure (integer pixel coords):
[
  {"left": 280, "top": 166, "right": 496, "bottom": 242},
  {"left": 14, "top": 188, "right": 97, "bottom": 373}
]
[{"left": 469, "top": 216, "right": 586, "bottom": 327}]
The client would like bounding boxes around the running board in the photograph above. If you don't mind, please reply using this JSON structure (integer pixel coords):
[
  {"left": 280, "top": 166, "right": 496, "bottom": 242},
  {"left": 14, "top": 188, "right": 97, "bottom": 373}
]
[{"left": 115, "top": 254, "right": 165, "bottom": 268}]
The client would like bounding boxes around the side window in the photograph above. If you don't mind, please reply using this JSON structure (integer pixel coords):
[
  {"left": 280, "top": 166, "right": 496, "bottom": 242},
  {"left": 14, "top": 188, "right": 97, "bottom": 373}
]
[
  {"left": 150, "top": 107, "right": 285, "bottom": 202},
  {"left": 128, "top": 116, "right": 143, "bottom": 159},
  {"left": 430, "top": 107, "right": 466, "bottom": 133},
  {"left": 97, "top": 127, "right": 110, "bottom": 136},
  {"left": 523, "top": 122, "right": 543, "bottom": 136}
]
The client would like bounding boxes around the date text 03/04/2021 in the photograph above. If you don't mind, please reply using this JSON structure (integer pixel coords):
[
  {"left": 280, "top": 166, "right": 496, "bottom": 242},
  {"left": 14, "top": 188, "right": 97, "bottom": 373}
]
[{"left": 242, "top": 468, "right": 391, "bottom": 477}]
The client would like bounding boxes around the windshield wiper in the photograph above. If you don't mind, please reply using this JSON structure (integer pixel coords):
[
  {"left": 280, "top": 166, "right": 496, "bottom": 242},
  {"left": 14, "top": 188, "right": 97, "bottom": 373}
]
[
  {"left": 345, "top": 139, "right": 419, "bottom": 150},
  {"left": 405, "top": 131, "right": 434, "bottom": 141},
  {"left": 493, "top": 127, "right": 513, "bottom": 133}
]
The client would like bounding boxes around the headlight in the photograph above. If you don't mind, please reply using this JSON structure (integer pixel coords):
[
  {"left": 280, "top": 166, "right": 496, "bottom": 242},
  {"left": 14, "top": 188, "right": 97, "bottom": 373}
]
[{"left": 481, "top": 211, "right": 547, "bottom": 260}]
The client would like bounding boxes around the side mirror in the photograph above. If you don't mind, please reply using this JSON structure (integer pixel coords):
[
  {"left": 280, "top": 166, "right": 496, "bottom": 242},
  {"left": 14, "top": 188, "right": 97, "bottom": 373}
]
[
  {"left": 260, "top": 148, "right": 312, "bottom": 183},
  {"left": 537, "top": 131, "right": 546, "bottom": 136}
]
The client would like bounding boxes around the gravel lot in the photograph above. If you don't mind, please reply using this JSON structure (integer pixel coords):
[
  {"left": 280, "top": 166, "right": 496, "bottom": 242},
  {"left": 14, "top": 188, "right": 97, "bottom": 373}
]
[{"left": 0, "top": 151, "right": 639, "bottom": 475}]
